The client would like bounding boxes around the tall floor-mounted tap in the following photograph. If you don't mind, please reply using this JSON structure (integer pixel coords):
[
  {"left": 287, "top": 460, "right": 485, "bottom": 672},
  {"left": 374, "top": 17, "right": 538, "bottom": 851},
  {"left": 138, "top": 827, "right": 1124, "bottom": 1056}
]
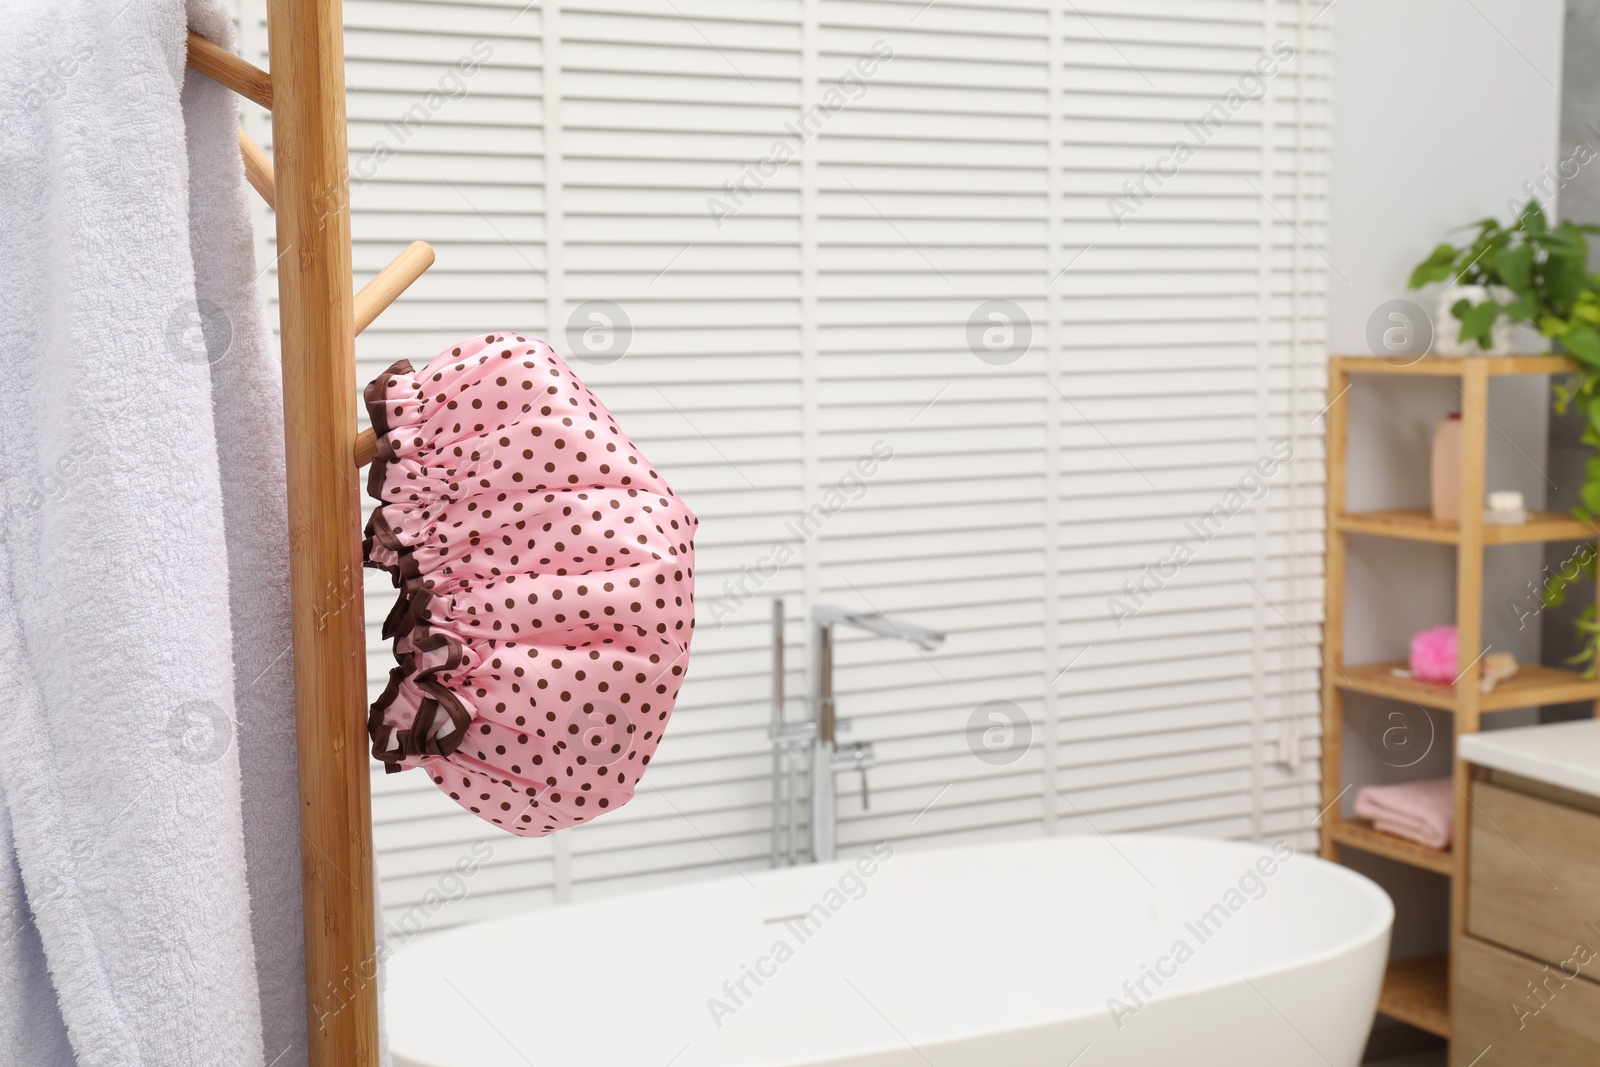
[{"left": 769, "top": 598, "right": 945, "bottom": 865}]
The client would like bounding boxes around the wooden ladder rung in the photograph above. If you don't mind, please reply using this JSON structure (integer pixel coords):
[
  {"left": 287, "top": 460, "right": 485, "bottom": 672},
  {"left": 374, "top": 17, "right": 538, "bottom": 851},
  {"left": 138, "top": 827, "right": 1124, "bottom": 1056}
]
[
  {"left": 355, "top": 428, "right": 378, "bottom": 468},
  {"left": 354, "top": 241, "right": 434, "bottom": 335},
  {"left": 186, "top": 32, "right": 273, "bottom": 111},
  {"left": 239, "top": 129, "right": 274, "bottom": 207},
  {"left": 350, "top": 241, "right": 436, "bottom": 469}
]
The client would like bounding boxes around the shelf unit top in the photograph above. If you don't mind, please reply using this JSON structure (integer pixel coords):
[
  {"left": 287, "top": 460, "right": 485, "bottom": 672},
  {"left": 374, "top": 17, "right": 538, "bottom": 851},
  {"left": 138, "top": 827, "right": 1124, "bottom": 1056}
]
[{"left": 1331, "top": 354, "right": 1578, "bottom": 377}]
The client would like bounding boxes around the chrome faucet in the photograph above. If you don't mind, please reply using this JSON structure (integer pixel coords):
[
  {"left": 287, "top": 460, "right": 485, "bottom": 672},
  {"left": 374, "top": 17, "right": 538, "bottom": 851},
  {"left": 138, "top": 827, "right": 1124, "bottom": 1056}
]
[{"left": 769, "top": 598, "right": 945, "bottom": 865}]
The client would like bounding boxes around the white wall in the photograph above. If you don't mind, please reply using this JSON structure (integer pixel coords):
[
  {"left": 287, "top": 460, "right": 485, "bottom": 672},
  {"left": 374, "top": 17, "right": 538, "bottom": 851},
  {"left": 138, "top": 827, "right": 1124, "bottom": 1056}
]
[{"left": 1328, "top": 0, "right": 1563, "bottom": 959}]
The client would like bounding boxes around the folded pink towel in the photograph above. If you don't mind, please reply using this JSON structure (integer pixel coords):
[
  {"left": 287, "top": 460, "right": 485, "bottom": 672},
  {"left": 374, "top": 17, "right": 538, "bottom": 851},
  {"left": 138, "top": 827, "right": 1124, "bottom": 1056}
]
[{"left": 1354, "top": 777, "right": 1455, "bottom": 850}]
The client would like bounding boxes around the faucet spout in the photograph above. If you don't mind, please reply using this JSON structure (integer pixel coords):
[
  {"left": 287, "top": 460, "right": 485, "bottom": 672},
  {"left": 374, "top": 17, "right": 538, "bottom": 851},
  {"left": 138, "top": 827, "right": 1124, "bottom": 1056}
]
[{"left": 811, "top": 604, "right": 945, "bottom": 652}]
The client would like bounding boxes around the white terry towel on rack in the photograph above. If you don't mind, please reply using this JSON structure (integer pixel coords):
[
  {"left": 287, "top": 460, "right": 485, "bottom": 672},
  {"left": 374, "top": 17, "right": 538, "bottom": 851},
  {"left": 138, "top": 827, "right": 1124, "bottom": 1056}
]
[{"left": 0, "top": 1, "right": 388, "bottom": 1064}]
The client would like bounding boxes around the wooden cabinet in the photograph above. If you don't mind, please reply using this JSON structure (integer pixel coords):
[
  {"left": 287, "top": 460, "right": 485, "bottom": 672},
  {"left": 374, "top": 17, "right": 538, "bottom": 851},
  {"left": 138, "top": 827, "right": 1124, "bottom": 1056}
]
[
  {"left": 1455, "top": 936, "right": 1600, "bottom": 1066},
  {"left": 1455, "top": 774, "right": 1600, "bottom": 1065}
]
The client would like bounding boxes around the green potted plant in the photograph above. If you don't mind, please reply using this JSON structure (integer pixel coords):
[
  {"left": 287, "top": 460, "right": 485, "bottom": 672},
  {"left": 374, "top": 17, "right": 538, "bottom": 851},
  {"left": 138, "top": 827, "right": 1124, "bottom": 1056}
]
[
  {"left": 1409, "top": 200, "right": 1600, "bottom": 357},
  {"left": 1409, "top": 199, "right": 1600, "bottom": 673}
]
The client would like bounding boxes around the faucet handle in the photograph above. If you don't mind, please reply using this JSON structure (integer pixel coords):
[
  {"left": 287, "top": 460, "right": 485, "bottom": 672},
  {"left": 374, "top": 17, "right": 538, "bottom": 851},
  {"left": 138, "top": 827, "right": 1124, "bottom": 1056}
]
[{"left": 837, "top": 739, "right": 873, "bottom": 810}]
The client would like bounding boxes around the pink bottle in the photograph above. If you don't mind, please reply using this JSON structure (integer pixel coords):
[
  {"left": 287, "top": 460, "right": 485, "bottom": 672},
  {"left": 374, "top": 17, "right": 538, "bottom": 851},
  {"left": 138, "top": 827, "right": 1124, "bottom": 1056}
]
[{"left": 1431, "top": 413, "right": 1461, "bottom": 522}]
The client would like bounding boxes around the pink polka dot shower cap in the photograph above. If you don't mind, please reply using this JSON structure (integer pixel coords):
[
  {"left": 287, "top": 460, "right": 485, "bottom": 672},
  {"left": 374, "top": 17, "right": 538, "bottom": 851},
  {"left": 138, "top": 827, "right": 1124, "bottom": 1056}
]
[{"left": 362, "top": 333, "right": 697, "bottom": 837}]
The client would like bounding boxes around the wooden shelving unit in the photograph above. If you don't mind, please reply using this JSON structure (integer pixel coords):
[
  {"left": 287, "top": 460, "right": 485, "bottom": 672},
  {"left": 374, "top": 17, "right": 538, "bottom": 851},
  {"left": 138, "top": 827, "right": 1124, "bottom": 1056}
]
[{"left": 1320, "top": 355, "right": 1599, "bottom": 1053}]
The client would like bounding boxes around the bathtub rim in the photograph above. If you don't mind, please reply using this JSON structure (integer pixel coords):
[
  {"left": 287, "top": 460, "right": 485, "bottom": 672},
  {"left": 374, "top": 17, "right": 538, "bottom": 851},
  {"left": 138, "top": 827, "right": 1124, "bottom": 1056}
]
[{"left": 387, "top": 833, "right": 1395, "bottom": 1065}]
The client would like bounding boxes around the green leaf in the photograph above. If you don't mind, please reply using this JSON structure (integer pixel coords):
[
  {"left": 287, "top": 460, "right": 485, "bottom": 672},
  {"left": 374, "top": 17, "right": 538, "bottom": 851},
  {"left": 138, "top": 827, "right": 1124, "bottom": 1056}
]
[
  {"left": 1456, "top": 300, "right": 1500, "bottom": 346},
  {"left": 1554, "top": 220, "right": 1596, "bottom": 251},
  {"left": 1563, "top": 321, "right": 1600, "bottom": 366},
  {"left": 1456, "top": 241, "right": 1496, "bottom": 285},
  {"left": 1519, "top": 200, "right": 1549, "bottom": 235},
  {"left": 1545, "top": 257, "right": 1585, "bottom": 311},
  {"left": 1564, "top": 635, "right": 1600, "bottom": 678},
  {"left": 1409, "top": 262, "right": 1460, "bottom": 288},
  {"left": 1582, "top": 480, "right": 1600, "bottom": 517},
  {"left": 1495, "top": 243, "right": 1534, "bottom": 291},
  {"left": 1408, "top": 243, "right": 1462, "bottom": 289},
  {"left": 1502, "top": 295, "right": 1537, "bottom": 321},
  {"left": 1542, "top": 227, "right": 1584, "bottom": 249},
  {"left": 1422, "top": 242, "right": 1459, "bottom": 265}
]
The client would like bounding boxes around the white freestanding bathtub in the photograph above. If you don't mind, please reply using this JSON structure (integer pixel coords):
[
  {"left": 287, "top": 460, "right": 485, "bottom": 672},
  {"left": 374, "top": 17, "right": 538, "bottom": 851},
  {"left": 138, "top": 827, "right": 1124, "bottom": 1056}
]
[{"left": 388, "top": 835, "right": 1392, "bottom": 1067}]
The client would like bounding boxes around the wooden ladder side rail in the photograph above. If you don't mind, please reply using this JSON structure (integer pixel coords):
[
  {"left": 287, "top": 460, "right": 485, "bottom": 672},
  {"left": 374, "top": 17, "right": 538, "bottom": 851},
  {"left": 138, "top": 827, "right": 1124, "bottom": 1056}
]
[{"left": 264, "top": 1, "right": 380, "bottom": 1062}]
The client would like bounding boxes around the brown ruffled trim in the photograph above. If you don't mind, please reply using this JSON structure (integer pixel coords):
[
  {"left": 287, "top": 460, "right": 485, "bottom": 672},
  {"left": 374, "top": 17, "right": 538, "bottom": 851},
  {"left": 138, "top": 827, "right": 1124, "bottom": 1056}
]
[
  {"left": 364, "top": 563, "right": 473, "bottom": 771},
  {"left": 367, "top": 677, "right": 473, "bottom": 774},
  {"left": 363, "top": 507, "right": 428, "bottom": 636},
  {"left": 363, "top": 358, "right": 476, "bottom": 774},
  {"left": 363, "top": 358, "right": 415, "bottom": 503}
]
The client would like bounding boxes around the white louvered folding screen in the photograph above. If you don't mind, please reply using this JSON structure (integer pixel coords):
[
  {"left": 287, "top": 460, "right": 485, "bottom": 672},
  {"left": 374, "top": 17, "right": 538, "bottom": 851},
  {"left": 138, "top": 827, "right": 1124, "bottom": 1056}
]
[{"left": 236, "top": 0, "right": 1333, "bottom": 932}]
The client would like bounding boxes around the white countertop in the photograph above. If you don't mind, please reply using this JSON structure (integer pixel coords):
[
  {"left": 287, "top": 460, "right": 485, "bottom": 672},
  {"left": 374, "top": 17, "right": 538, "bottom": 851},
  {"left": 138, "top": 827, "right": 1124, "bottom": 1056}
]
[{"left": 1459, "top": 719, "right": 1600, "bottom": 799}]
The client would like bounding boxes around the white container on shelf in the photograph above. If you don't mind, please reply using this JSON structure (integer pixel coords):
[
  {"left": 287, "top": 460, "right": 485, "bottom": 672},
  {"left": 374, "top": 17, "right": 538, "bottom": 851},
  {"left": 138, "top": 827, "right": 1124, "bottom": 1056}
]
[{"left": 1485, "top": 489, "right": 1528, "bottom": 525}]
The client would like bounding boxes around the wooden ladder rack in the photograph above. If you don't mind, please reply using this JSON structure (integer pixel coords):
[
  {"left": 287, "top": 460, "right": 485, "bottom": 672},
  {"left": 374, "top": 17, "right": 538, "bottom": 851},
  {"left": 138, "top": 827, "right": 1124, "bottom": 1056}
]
[{"left": 185, "top": 9, "right": 430, "bottom": 1063}]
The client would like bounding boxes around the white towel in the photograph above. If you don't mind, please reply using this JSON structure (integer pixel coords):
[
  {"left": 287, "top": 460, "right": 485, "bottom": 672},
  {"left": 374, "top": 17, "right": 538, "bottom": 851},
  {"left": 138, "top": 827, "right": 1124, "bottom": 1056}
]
[
  {"left": 0, "top": 1, "right": 366, "bottom": 1063},
  {"left": 0, "top": 804, "right": 75, "bottom": 1066}
]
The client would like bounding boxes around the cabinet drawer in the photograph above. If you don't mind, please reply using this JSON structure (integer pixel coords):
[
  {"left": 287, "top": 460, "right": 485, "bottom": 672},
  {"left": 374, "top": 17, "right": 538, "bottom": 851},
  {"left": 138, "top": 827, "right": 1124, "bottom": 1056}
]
[
  {"left": 1468, "top": 781, "right": 1600, "bottom": 967},
  {"left": 1455, "top": 935, "right": 1600, "bottom": 1066}
]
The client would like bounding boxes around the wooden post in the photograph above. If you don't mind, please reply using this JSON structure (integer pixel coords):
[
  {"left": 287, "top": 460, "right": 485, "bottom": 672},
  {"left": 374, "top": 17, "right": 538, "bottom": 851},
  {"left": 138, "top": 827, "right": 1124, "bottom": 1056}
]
[
  {"left": 266, "top": 1, "right": 381, "bottom": 1063},
  {"left": 1448, "top": 360, "right": 1490, "bottom": 1057},
  {"left": 1320, "top": 359, "right": 1350, "bottom": 860}
]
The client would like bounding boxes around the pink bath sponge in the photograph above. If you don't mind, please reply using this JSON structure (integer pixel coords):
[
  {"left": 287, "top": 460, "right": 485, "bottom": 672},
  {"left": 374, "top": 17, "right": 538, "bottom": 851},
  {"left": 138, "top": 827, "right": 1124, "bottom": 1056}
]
[{"left": 1409, "top": 625, "right": 1457, "bottom": 683}]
